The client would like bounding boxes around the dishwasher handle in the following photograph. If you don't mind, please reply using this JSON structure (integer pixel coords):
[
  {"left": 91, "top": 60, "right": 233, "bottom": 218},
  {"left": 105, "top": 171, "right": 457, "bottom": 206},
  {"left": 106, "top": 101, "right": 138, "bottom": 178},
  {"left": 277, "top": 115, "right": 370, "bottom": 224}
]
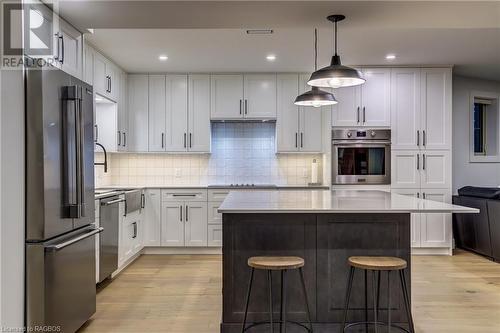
[
  {"left": 45, "top": 227, "right": 103, "bottom": 251},
  {"left": 101, "top": 198, "right": 125, "bottom": 206}
]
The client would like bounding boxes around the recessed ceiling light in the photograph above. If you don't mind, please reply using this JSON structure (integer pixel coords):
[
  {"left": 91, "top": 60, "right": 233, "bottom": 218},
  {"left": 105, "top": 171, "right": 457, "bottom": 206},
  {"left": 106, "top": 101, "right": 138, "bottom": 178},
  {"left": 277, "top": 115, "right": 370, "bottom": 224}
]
[
  {"left": 266, "top": 54, "right": 276, "bottom": 61},
  {"left": 385, "top": 54, "right": 396, "bottom": 60},
  {"left": 158, "top": 55, "right": 168, "bottom": 61}
]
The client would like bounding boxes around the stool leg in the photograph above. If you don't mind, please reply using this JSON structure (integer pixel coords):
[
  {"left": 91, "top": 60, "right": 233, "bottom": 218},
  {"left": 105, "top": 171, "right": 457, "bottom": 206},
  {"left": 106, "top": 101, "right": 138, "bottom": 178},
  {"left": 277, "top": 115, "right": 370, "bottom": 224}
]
[
  {"left": 280, "top": 270, "right": 287, "bottom": 333},
  {"left": 268, "top": 270, "right": 274, "bottom": 333},
  {"left": 372, "top": 271, "right": 379, "bottom": 333},
  {"left": 298, "top": 267, "right": 313, "bottom": 333},
  {"left": 399, "top": 270, "right": 415, "bottom": 333},
  {"left": 387, "top": 271, "right": 391, "bottom": 333},
  {"left": 364, "top": 270, "right": 368, "bottom": 333},
  {"left": 342, "top": 266, "right": 355, "bottom": 333},
  {"left": 376, "top": 270, "right": 381, "bottom": 318},
  {"left": 241, "top": 268, "right": 255, "bottom": 333}
]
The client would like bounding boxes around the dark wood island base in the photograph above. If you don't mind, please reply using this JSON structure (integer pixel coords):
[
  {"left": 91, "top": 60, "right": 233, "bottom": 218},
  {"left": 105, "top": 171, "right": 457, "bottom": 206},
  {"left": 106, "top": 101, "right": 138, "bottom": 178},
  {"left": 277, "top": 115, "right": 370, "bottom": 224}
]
[{"left": 221, "top": 213, "right": 411, "bottom": 333}]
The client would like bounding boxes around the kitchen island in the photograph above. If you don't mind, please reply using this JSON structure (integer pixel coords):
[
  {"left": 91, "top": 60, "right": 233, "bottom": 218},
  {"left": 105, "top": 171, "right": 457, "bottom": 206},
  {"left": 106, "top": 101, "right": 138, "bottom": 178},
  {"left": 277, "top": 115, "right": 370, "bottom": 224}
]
[{"left": 218, "top": 190, "right": 477, "bottom": 333}]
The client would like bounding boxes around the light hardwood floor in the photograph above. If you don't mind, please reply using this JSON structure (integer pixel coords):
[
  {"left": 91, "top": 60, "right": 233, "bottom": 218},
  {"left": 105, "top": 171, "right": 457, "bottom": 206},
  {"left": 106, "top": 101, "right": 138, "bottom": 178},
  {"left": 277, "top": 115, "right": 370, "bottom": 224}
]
[{"left": 79, "top": 250, "right": 500, "bottom": 333}]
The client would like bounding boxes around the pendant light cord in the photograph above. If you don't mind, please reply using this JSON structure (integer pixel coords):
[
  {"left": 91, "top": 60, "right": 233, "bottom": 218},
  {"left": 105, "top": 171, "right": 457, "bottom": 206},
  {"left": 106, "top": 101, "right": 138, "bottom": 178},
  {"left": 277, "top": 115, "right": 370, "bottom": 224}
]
[
  {"left": 334, "top": 20, "right": 338, "bottom": 56},
  {"left": 314, "top": 28, "right": 318, "bottom": 71}
]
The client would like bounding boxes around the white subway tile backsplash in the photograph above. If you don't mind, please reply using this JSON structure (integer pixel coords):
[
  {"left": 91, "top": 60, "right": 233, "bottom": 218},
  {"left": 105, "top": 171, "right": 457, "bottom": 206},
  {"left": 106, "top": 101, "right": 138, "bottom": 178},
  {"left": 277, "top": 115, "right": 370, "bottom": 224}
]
[{"left": 95, "top": 123, "right": 323, "bottom": 187}]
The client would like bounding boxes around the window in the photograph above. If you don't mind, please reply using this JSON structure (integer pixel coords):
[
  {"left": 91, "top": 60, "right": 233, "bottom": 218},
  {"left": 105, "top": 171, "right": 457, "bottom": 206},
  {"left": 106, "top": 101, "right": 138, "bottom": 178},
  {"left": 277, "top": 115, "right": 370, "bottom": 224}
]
[
  {"left": 470, "top": 92, "right": 500, "bottom": 163},
  {"left": 473, "top": 102, "right": 486, "bottom": 155}
]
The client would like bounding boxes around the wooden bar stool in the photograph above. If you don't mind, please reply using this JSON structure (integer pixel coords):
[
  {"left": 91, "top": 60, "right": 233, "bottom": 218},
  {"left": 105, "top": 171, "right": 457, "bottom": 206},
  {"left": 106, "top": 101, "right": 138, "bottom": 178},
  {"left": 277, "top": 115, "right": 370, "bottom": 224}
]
[
  {"left": 342, "top": 256, "right": 415, "bottom": 333},
  {"left": 241, "top": 256, "right": 313, "bottom": 333}
]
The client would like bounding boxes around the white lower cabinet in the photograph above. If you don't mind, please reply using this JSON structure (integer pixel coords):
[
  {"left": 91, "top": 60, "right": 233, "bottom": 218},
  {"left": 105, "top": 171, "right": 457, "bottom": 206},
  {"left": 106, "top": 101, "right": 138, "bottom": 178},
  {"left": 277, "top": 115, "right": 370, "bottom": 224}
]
[
  {"left": 119, "top": 206, "right": 143, "bottom": 267},
  {"left": 184, "top": 202, "right": 208, "bottom": 246},
  {"left": 160, "top": 189, "right": 209, "bottom": 247},
  {"left": 392, "top": 188, "right": 451, "bottom": 250},
  {"left": 144, "top": 189, "right": 161, "bottom": 246},
  {"left": 208, "top": 224, "right": 223, "bottom": 247}
]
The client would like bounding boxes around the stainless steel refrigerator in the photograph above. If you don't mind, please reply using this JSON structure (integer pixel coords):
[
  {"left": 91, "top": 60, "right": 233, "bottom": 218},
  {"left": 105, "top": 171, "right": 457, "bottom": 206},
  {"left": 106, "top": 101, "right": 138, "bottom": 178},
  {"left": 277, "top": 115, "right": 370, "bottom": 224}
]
[{"left": 25, "top": 63, "right": 100, "bottom": 333}]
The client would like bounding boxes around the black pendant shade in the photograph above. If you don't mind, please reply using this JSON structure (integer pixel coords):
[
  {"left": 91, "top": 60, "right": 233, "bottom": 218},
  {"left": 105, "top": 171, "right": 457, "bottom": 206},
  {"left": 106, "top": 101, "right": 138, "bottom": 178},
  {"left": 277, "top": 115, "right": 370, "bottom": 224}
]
[
  {"left": 307, "top": 15, "right": 365, "bottom": 88},
  {"left": 294, "top": 28, "right": 337, "bottom": 107}
]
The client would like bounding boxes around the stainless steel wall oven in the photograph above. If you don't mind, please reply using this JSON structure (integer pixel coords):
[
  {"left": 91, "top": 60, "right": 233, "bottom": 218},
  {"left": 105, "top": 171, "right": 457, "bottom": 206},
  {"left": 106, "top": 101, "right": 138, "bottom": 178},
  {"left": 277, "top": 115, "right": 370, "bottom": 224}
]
[{"left": 332, "top": 129, "right": 391, "bottom": 185}]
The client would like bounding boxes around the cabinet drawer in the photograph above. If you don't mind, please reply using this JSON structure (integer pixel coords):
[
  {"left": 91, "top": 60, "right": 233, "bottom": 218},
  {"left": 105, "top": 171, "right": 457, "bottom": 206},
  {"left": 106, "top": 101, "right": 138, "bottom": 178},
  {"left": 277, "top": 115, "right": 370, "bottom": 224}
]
[
  {"left": 208, "top": 189, "right": 230, "bottom": 202},
  {"left": 208, "top": 201, "right": 223, "bottom": 224},
  {"left": 161, "top": 189, "right": 207, "bottom": 202},
  {"left": 208, "top": 224, "right": 222, "bottom": 247}
]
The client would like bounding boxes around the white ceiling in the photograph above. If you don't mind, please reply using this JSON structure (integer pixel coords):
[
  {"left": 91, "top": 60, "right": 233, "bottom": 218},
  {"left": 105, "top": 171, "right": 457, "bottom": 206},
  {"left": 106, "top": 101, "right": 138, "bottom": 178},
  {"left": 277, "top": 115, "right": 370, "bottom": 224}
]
[{"left": 60, "top": 1, "right": 500, "bottom": 80}]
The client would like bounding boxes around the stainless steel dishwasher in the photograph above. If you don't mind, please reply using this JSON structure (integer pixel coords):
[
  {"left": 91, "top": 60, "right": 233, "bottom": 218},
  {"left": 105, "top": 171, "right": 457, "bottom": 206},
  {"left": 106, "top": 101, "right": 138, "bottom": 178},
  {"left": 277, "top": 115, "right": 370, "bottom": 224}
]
[{"left": 98, "top": 195, "right": 123, "bottom": 282}]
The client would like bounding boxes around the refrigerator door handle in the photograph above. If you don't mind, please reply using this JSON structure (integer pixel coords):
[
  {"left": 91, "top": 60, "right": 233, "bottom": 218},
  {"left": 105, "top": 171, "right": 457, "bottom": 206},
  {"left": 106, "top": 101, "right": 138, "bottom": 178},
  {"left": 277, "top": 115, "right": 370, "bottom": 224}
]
[
  {"left": 77, "top": 92, "right": 85, "bottom": 214},
  {"left": 62, "top": 86, "right": 83, "bottom": 218},
  {"left": 45, "top": 227, "right": 103, "bottom": 251}
]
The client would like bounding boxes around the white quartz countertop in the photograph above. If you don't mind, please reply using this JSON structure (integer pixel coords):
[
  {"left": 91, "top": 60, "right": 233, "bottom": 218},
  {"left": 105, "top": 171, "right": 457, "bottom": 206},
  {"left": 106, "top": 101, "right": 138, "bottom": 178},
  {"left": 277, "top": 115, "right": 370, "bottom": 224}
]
[{"left": 218, "top": 190, "right": 479, "bottom": 214}]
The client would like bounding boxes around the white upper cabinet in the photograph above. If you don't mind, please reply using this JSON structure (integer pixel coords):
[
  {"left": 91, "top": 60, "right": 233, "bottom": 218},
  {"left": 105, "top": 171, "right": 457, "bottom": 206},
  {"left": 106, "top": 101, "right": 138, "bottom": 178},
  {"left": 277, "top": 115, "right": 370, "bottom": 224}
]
[
  {"left": 332, "top": 68, "right": 390, "bottom": 127},
  {"left": 83, "top": 44, "right": 94, "bottom": 85},
  {"left": 117, "top": 71, "right": 128, "bottom": 151},
  {"left": 298, "top": 74, "right": 324, "bottom": 152},
  {"left": 420, "top": 68, "right": 452, "bottom": 150},
  {"left": 57, "top": 18, "right": 83, "bottom": 79},
  {"left": 391, "top": 68, "right": 421, "bottom": 149},
  {"left": 276, "top": 74, "right": 323, "bottom": 153},
  {"left": 210, "top": 75, "right": 244, "bottom": 119},
  {"left": 127, "top": 74, "right": 149, "bottom": 152},
  {"left": 276, "top": 74, "right": 300, "bottom": 152},
  {"left": 243, "top": 74, "right": 277, "bottom": 119},
  {"left": 332, "top": 86, "right": 360, "bottom": 126},
  {"left": 148, "top": 75, "right": 167, "bottom": 152},
  {"left": 210, "top": 74, "right": 276, "bottom": 120},
  {"left": 164, "top": 75, "right": 189, "bottom": 152},
  {"left": 188, "top": 75, "right": 211, "bottom": 152},
  {"left": 361, "top": 68, "right": 391, "bottom": 126},
  {"left": 93, "top": 51, "right": 118, "bottom": 101}
]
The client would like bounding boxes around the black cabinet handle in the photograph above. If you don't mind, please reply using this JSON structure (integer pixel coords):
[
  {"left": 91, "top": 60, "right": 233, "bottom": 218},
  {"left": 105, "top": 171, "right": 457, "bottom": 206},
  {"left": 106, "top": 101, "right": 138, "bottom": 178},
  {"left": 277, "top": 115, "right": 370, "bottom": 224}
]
[
  {"left": 109, "top": 76, "right": 112, "bottom": 93},
  {"left": 357, "top": 107, "right": 360, "bottom": 123},
  {"left": 417, "top": 154, "right": 420, "bottom": 170},
  {"left": 54, "top": 33, "right": 60, "bottom": 61},
  {"left": 132, "top": 222, "right": 137, "bottom": 239},
  {"left": 123, "top": 200, "right": 127, "bottom": 217},
  {"left": 179, "top": 205, "right": 183, "bottom": 221},
  {"left": 60, "top": 34, "right": 64, "bottom": 64},
  {"left": 185, "top": 205, "right": 189, "bottom": 222},
  {"left": 141, "top": 193, "right": 145, "bottom": 208},
  {"left": 239, "top": 100, "right": 242, "bottom": 115},
  {"left": 245, "top": 99, "right": 248, "bottom": 115},
  {"left": 184, "top": 133, "right": 187, "bottom": 148},
  {"left": 422, "top": 154, "right": 426, "bottom": 170},
  {"left": 417, "top": 130, "right": 420, "bottom": 146},
  {"left": 300, "top": 133, "right": 303, "bottom": 148},
  {"left": 423, "top": 192, "right": 426, "bottom": 199},
  {"left": 161, "top": 133, "right": 164, "bottom": 148},
  {"left": 123, "top": 132, "right": 126, "bottom": 147},
  {"left": 117, "top": 131, "right": 121, "bottom": 146},
  {"left": 423, "top": 130, "right": 426, "bottom": 146},
  {"left": 189, "top": 133, "right": 192, "bottom": 148},
  {"left": 295, "top": 133, "right": 298, "bottom": 148},
  {"left": 363, "top": 106, "right": 366, "bottom": 123}
]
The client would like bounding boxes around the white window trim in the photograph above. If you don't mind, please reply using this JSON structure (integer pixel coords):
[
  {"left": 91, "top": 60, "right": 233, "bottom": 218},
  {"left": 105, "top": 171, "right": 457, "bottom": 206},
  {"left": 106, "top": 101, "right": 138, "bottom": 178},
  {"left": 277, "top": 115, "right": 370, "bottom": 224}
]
[{"left": 469, "top": 90, "right": 500, "bottom": 163}]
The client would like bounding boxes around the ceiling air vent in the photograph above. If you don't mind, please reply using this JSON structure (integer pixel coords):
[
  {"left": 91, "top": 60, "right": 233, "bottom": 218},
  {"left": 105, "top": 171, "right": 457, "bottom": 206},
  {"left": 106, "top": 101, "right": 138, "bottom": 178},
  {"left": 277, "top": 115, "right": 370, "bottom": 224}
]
[{"left": 246, "top": 29, "right": 273, "bottom": 35}]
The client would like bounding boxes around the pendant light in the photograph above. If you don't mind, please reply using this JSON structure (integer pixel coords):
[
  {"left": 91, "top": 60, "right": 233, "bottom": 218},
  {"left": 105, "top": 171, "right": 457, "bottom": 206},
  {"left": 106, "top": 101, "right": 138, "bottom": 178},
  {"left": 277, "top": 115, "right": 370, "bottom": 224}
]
[
  {"left": 307, "top": 15, "right": 365, "bottom": 88},
  {"left": 294, "top": 29, "right": 337, "bottom": 108}
]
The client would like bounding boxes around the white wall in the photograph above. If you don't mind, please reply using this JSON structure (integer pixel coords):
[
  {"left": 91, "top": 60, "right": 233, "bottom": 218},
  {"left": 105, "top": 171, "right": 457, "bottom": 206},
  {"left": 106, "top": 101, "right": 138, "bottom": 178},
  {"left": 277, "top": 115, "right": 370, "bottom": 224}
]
[{"left": 452, "top": 75, "right": 500, "bottom": 193}]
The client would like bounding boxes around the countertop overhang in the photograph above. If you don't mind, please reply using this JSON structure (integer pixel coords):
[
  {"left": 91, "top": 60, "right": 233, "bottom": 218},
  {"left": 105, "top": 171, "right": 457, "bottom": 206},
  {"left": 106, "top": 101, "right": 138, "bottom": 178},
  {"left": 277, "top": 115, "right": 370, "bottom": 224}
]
[{"left": 218, "top": 190, "right": 480, "bottom": 214}]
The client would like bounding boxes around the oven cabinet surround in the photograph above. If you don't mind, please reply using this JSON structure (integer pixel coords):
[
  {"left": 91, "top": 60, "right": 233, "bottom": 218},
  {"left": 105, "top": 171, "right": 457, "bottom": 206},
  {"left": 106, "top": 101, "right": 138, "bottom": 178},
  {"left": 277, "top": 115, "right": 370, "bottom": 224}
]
[
  {"left": 390, "top": 67, "right": 453, "bottom": 254},
  {"left": 218, "top": 190, "right": 477, "bottom": 332},
  {"left": 332, "top": 67, "right": 391, "bottom": 127},
  {"left": 276, "top": 74, "right": 328, "bottom": 153},
  {"left": 210, "top": 74, "right": 277, "bottom": 120}
]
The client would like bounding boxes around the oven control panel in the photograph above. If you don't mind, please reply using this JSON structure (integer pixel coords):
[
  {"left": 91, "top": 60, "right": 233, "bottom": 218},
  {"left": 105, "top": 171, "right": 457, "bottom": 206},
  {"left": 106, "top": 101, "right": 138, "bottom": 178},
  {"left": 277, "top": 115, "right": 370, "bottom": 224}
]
[{"left": 332, "top": 128, "right": 391, "bottom": 141}]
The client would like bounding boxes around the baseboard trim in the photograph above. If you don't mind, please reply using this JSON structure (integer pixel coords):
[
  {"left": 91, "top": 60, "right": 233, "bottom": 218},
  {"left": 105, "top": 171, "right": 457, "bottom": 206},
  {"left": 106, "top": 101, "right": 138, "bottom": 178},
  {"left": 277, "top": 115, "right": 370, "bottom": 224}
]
[
  {"left": 142, "top": 246, "right": 222, "bottom": 255},
  {"left": 111, "top": 252, "right": 142, "bottom": 278},
  {"left": 411, "top": 247, "right": 452, "bottom": 256}
]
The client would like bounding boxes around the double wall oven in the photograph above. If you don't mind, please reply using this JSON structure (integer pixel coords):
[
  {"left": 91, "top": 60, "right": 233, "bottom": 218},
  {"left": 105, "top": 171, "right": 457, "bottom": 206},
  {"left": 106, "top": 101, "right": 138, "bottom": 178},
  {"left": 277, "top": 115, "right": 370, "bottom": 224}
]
[{"left": 332, "top": 129, "right": 391, "bottom": 185}]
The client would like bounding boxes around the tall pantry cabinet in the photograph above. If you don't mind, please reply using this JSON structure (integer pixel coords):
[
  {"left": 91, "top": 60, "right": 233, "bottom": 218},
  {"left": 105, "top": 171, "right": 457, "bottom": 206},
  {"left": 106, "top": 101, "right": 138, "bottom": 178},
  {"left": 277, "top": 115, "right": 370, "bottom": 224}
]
[{"left": 390, "top": 67, "right": 453, "bottom": 253}]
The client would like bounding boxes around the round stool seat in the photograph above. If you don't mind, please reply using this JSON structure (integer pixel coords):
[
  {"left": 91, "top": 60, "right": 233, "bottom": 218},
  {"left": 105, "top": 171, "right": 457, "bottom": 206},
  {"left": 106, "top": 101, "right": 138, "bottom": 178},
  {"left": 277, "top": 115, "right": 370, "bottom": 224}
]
[
  {"left": 348, "top": 256, "right": 407, "bottom": 271},
  {"left": 248, "top": 256, "right": 305, "bottom": 270}
]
